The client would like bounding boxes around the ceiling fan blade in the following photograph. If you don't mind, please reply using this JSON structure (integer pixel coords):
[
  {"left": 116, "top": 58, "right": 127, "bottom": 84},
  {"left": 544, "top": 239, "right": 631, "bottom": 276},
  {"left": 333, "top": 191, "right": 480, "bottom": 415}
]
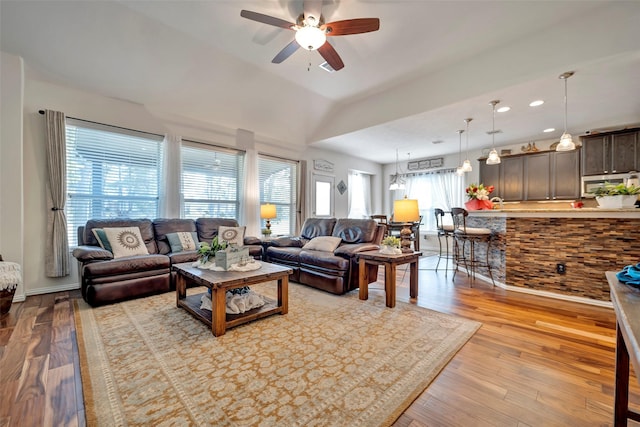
[
  {"left": 323, "top": 18, "right": 380, "bottom": 36},
  {"left": 240, "top": 10, "right": 295, "bottom": 30},
  {"left": 303, "top": 0, "right": 323, "bottom": 22},
  {"left": 272, "top": 40, "right": 300, "bottom": 64},
  {"left": 317, "top": 42, "right": 344, "bottom": 71}
]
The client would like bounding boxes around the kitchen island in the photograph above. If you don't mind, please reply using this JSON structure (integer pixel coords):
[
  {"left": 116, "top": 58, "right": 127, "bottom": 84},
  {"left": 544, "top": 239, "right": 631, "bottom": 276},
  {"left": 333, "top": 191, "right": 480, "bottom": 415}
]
[{"left": 465, "top": 208, "right": 640, "bottom": 304}]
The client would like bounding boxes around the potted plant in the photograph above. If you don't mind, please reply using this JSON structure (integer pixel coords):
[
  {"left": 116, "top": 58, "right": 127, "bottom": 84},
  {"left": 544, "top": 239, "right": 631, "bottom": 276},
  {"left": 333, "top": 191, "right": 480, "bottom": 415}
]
[
  {"left": 380, "top": 236, "right": 402, "bottom": 254},
  {"left": 196, "top": 236, "right": 227, "bottom": 268},
  {"left": 465, "top": 183, "right": 495, "bottom": 210},
  {"left": 592, "top": 183, "right": 640, "bottom": 208}
]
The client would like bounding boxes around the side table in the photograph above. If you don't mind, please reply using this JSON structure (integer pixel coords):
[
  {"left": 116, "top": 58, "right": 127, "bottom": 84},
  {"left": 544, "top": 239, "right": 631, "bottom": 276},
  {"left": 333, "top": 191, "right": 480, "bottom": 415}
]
[{"left": 358, "top": 250, "right": 422, "bottom": 308}]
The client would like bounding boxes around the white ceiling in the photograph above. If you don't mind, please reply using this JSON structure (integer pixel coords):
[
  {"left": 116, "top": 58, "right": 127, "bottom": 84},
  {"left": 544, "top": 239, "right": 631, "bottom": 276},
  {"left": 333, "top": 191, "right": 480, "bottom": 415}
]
[{"left": 1, "top": 0, "right": 639, "bottom": 164}]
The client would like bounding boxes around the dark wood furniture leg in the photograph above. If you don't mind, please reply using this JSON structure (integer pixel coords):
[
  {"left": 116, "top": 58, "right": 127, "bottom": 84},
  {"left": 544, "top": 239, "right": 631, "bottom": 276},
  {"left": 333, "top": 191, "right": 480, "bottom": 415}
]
[
  {"left": 212, "top": 287, "right": 227, "bottom": 337},
  {"left": 176, "top": 274, "right": 186, "bottom": 307},
  {"left": 278, "top": 276, "right": 289, "bottom": 315},
  {"left": 385, "top": 261, "right": 396, "bottom": 308},
  {"left": 358, "top": 258, "right": 368, "bottom": 301},
  {"left": 410, "top": 258, "right": 418, "bottom": 299}
]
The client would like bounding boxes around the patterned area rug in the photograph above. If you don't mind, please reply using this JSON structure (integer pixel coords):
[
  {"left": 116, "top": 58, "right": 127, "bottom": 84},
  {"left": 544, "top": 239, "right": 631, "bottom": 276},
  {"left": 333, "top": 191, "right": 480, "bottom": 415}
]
[{"left": 74, "top": 282, "right": 480, "bottom": 426}]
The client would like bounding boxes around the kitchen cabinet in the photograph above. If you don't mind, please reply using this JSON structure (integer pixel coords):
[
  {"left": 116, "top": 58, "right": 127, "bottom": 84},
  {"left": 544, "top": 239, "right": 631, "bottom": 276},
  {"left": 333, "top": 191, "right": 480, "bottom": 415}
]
[
  {"left": 524, "top": 153, "right": 550, "bottom": 200},
  {"left": 501, "top": 156, "right": 524, "bottom": 201},
  {"left": 552, "top": 150, "right": 580, "bottom": 199},
  {"left": 479, "top": 161, "right": 501, "bottom": 198},
  {"left": 480, "top": 149, "right": 580, "bottom": 201},
  {"left": 581, "top": 129, "right": 639, "bottom": 175}
]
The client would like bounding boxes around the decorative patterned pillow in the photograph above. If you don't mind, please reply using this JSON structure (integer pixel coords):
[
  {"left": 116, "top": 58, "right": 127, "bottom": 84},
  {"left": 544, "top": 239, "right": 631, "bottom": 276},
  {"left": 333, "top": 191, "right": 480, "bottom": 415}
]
[
  {"left": 166, "top": 232, "right": 200, "bottom": 253},
  {"left": 91, "top": 228, "right": 113, "bottom": 252},
  {"left": 302, "top": 236, "right": 342, "bottom": 252},
  {"left": 218, "top": 226, "right": 246, "bottom": 247},
  {"left": 101, "top": 227, "right": 149, "bottom": 259}
]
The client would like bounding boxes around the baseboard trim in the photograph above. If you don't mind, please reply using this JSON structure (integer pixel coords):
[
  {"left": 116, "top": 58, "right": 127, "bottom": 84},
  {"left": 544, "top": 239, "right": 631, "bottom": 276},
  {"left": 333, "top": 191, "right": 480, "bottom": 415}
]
[
  {"left": 25, "top": 282, "right": 81, "bottom": 297},
  {"left": 472, "top": 272, "right": 612, "bottom": 308}
]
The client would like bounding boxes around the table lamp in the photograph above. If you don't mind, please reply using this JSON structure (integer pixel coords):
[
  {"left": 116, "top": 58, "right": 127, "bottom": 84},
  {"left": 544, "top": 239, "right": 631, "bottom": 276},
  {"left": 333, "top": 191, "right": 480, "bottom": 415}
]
[
  {"left": 260, "top": 203, "right": 277, "bottom": 233},
  {"left": 393, "top": 196, "right": 420, "bottom": 253}
]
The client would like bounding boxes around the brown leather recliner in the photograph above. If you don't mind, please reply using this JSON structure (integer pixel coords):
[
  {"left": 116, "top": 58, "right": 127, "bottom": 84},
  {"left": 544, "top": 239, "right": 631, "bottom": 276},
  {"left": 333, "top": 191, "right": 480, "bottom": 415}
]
[
  {"left": 73, "top": 217, "right": 264, "bottom": 306},
  {"left": 265, "top": 218, "right": 384, "bottom": 294}
]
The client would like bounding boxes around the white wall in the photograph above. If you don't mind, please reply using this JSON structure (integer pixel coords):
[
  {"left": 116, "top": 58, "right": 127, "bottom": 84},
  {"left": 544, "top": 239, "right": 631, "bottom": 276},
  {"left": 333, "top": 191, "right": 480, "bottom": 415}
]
[
  {"left": 11, "top": 71, "right": 383, "bottom": 296},
  {"left": 0, "top": 52, "right": 25, "bottom": 301}
]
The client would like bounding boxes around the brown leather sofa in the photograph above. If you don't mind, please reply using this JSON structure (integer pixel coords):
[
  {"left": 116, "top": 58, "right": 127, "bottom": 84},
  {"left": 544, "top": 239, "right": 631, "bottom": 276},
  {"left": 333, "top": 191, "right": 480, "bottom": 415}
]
[
  {"left": 72, "top": 217, "right": 262, "bottom": 306},
  {"left": 265, "top": 218, "right": 384, "bottom": 295}
]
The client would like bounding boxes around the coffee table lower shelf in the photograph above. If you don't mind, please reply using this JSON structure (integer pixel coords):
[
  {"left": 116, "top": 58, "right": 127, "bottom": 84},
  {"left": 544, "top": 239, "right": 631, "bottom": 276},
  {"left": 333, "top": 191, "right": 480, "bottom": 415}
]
[{"left": 178, "top": 293, "right": 281, "bottom": 330}]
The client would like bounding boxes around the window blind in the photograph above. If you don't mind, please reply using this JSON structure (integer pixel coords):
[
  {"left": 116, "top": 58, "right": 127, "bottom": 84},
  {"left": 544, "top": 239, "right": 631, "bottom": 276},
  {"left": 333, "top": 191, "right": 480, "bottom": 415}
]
[
  {"left": 65, "top": 119, "right": 164, "bottom": 246},
  {"left": 258, "top": 155, "right": 297, "bottom": 236},
  {"left": 181, "top": 141, "right": 245, "bottom": 220}
]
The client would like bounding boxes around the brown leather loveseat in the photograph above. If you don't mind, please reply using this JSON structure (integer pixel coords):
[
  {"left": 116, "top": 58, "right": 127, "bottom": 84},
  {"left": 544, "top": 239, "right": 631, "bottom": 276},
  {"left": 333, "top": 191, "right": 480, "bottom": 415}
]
[
  {"left": 72, "top": 217, "right": 262, "bottom": 306},
  {"left": 265, "top": 218, "right": 384, "bottom": 294}
]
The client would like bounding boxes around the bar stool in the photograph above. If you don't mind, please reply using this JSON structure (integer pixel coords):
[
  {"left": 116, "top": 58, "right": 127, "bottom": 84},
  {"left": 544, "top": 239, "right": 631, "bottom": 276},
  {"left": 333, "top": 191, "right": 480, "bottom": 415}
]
[
  {"left": 434, "top": 208, "right": 454, "bottom": 273},
  {"left": 451, "top": 207, "right": 495, "bottom": 286}
]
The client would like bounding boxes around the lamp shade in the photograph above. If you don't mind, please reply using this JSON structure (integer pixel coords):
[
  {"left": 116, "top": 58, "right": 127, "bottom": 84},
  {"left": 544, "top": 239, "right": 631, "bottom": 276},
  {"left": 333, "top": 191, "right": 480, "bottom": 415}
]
[
  {"left": 295, "top": 26, "right": 326, "bottom": 50},
  {"left": 393, "top": 198, "right": 420, "bottom": 223},
  {"left": 260, "top": 203, "right": 277, "bottom": 219}
]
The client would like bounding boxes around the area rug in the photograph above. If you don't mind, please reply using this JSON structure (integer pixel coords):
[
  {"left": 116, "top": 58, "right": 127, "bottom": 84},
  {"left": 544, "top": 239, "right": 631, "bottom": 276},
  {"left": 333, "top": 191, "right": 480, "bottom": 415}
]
[{"left": 74, "top": 282, "right": 480, "bottom": 426}]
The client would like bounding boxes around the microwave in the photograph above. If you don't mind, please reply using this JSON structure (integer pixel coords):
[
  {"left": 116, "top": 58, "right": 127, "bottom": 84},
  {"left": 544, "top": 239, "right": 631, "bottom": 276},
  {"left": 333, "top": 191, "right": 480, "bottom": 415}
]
[{"left": 581, "top": 173, "right": 629, "bottom": 197}]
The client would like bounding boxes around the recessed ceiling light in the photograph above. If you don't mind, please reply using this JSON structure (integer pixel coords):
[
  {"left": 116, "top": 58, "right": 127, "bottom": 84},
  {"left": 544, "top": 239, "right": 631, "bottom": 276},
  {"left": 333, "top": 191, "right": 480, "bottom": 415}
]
[
  {"left": 543, "top": 128, "right": 555, "bottom": 133},
  {"left": 530, "top": 100, "right": 544, "bottom": 107},
  {"left": 497, "top": 106, "right": 510, "bottom": 113}
]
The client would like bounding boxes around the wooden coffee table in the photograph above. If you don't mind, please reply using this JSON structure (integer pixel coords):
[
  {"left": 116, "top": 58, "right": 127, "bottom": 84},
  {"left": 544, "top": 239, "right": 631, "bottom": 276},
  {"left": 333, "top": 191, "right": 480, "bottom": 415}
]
[
  {"left": 358, "top": 250, "right": 422, "bottom": 308},
  {"left": 173, "top": 261, "right": 292, "bottom": 336}
]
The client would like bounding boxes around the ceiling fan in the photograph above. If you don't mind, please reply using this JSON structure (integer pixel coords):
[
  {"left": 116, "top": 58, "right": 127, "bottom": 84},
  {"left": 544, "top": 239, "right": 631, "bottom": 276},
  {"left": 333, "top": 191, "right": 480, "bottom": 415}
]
[{"left": 240, "top": 0, "right": 380, "bottom": 71}]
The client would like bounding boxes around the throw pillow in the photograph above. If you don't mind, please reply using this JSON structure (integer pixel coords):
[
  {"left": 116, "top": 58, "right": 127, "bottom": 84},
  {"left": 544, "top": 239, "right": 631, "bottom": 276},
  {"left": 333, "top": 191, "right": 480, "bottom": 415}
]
[
  {"left": 218, "top": 226, "right": 246, "bottom": 247},
  {"left": 102, "top": 227, "right": 149, "bottom": 259},
  {"left": 91, "top": 228, "right": 113, "bottom": 252},
  {"left": 166, "top": 232, "right": 200, "bottom": 253},
  {"left": 302, "top": 236, "right": 342, "bottom": 252}
]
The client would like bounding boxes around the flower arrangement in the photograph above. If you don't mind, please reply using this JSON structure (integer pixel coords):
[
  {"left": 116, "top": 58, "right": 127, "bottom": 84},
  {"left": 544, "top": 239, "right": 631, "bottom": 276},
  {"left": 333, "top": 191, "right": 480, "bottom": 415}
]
[
  {"left": 381, "top": 236, "right": 401, "bottom": 248},
  {"left": 197, "top": 236, "right": 227, "bottom": 264},
  {"left": 466, "top": 183, "right": 495, "bottom": 200}
]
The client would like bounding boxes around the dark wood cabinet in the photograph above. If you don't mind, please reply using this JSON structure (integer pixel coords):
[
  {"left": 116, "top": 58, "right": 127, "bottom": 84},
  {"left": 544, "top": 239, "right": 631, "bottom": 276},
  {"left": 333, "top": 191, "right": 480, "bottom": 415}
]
[
  {"left": 501, "top": 156, "right": 524, "bottom": 201},
  {"left": 480, "top": 148, "right": 580, "bottom": 201},
  {"left": 479, "top": 161, "right": 501, "bottom": 198},
  {"left": 524, "top": 153, "right": 550, "bottom": 200},
  {"left": 581, "top": 129, "right": 639, "bottom": 175},
  {"left": 551, "top": 150, "right": 580, "bottom": 199}
]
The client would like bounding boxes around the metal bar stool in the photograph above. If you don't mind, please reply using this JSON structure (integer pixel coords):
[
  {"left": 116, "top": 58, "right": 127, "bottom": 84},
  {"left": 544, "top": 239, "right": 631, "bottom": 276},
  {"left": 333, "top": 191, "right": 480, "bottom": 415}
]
[
  {"left": 451, "top": 207, "right": 495, "bottom": 286},
  {"left": 434, "top": 208, "right": 454, "bottom": 273}
]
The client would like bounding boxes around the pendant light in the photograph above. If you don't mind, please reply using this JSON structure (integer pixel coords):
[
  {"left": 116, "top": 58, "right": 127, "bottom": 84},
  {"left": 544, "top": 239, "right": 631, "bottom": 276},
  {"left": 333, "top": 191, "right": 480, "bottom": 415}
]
[
  {"left": 556, "top": 71, "right": 576, "bottom": 151},
  {"left": 455, "top": 129, "right": 465, "bottom": 176},
  {"left": 486, "top": 100, "right": 501, "bottom": 165},
  {"left": 462, "top": 118, "right": 473, "bottom": 172},
  {"left": 389, "top": 149, "right": 406, "bottom": 190}
]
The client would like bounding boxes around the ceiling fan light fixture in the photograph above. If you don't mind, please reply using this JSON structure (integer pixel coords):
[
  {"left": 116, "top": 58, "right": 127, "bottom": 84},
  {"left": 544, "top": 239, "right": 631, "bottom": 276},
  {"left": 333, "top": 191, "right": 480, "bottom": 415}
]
[{"left": 295, "top": 25, "right": 326, "bottom": 50}]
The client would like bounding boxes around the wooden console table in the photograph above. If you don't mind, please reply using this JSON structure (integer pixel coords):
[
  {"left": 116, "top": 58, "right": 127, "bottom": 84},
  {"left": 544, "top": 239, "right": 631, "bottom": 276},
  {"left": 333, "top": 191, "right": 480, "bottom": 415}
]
[
  {"left": 607, "top": 271, "right": 640, "bottom": 426},
  {"left": 358, "top": 250, "right": 422, "bottom": 308}
]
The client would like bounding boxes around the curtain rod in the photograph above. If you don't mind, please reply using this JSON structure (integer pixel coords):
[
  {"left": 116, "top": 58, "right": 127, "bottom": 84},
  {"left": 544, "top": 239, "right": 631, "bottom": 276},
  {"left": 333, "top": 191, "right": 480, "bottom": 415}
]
[{"left": 38, "top": 109, "right": 164, "bottom": 138}]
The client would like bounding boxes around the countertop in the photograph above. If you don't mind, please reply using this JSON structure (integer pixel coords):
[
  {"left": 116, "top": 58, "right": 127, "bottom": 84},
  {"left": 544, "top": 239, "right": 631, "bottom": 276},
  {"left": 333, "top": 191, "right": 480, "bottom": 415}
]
[{"left": 468, "top": 207, "right": 640, "bottom": 218}]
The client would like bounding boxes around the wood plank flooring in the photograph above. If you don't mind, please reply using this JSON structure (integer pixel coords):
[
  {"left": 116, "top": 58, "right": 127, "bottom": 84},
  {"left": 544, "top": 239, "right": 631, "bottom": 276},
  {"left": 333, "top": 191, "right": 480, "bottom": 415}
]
[{"left": 1, "top": 255, "right": 639, "bottom": 426}]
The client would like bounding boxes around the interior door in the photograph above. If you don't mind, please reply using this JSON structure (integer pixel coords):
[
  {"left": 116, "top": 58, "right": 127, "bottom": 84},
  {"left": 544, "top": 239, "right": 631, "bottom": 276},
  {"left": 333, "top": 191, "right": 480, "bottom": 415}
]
[{"left": 311, "top": 174, "right": 335, "bottom": 217}]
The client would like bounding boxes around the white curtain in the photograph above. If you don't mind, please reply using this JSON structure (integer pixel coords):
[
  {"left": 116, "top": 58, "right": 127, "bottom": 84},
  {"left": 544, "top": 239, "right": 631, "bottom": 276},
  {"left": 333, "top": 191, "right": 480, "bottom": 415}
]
[
  {"left": 404, "top": 169, "right": 464, "bottom": 231},
  {"left": 296, "top": 160, "right": 306, "bottom": 234},
  {"left": 348, "top": 171, "right": 372, "bottom": 218},
  {"left": 160, "top": 134, "right": 182, "bottom": 218},
  {"left": 44, "top": 110, "right": 70, "bottom": 277}
]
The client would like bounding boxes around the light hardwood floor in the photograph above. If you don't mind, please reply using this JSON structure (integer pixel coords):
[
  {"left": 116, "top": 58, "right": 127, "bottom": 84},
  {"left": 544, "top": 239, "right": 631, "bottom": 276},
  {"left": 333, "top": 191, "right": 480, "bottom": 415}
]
[{"left": 1, "top": 255, "right": 639, "bottom": 426}]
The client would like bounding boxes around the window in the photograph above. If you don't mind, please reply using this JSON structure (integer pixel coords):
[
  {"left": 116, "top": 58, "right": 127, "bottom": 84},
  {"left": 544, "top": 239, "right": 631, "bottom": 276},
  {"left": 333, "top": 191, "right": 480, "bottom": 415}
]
[
  {"left": 312, "top": 174, "right": 334, "bottom": 217},
  {"left": 258, "top": 155, "right": 297, "bottom": 236},
  {"left": 348, "top": 171, "right": 372, "bottom": 218},
  {"left": 65, "top": 119, "right": 164, "bottom": 246},
  {"left": 400, "top": 169, "right": 465, "bottom": 231},
  {"left": 181, "top": 141, "right": 245, "bottom": 220}
]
